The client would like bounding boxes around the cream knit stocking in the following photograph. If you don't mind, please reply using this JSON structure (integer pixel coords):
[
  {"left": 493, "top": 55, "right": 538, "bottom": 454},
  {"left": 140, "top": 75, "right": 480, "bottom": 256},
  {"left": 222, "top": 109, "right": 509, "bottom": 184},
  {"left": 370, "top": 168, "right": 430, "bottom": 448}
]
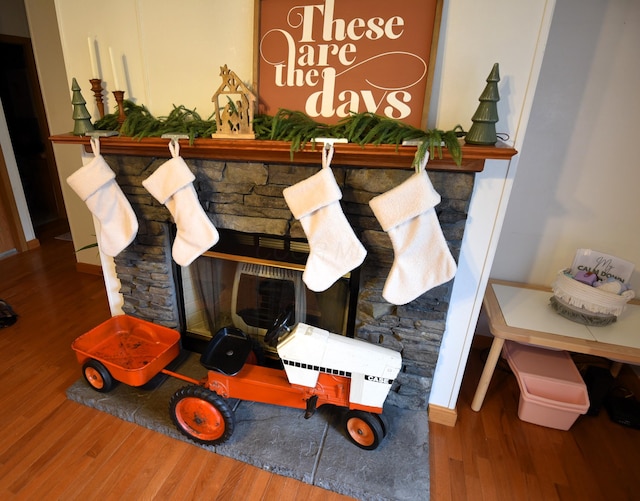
[
  {"left": 142, "top": 141, "right": 219, "bottom": 266},
  {"left": 66, "top": 137, "right": 138, "bottom": 257},
  {"left": 369, "top": 169, "right": 456, "bottom": 305},
  {"left": 283, "top": 145, "right": 366, "bottom": 292}
]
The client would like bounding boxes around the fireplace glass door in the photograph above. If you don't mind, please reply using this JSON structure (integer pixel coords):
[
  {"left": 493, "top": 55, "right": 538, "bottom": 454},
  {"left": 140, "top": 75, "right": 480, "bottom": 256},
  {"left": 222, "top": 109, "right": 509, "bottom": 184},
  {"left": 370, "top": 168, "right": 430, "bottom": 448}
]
[{"left": 179, "top": 232, "right": 357, "bottom": 357}]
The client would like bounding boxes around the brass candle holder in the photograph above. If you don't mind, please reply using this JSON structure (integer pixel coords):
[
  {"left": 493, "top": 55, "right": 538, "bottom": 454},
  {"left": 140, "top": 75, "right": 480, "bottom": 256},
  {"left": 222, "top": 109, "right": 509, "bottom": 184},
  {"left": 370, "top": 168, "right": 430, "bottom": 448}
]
[
  {"left": 89, "top": 78, "right": 105, "bottom": 119},
  {"left": 112, "top": 90, "right": 126, "bottom": 128}
]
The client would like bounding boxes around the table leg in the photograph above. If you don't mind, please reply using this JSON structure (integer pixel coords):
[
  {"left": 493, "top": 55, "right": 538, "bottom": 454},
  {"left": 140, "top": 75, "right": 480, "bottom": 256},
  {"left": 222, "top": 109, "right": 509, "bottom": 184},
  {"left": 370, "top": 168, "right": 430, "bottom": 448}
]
[{"left": 471, "top": 337, "right": 505, "bottom": 412}]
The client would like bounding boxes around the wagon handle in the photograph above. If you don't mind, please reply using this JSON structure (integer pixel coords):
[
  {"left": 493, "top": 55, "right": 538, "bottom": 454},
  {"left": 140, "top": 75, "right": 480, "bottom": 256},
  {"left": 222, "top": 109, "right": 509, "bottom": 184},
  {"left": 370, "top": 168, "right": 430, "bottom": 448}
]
[{"left": 160, "top": 368, "right": 202, "bottom": 385}]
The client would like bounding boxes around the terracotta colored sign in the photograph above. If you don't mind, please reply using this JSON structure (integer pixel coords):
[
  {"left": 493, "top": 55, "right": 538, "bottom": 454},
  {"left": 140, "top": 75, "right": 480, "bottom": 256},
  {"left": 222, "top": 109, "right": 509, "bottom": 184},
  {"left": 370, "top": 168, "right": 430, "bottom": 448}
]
[{"left": 256, "top": 0, "right": 440, "bottom": 127}]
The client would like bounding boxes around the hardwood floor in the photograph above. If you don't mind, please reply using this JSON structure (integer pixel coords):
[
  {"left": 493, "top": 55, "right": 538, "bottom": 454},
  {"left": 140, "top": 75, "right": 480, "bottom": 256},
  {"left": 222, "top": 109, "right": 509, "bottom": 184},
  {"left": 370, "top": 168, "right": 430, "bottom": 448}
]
[
  {"left": 431, "top": 328, "right": 640, "bottom": 500},
  {"left": 2, "top": 230, "right": 639, "bottom": 500},
  {"left": 0, "top": 232, "right": 353, "bottom": 501}
]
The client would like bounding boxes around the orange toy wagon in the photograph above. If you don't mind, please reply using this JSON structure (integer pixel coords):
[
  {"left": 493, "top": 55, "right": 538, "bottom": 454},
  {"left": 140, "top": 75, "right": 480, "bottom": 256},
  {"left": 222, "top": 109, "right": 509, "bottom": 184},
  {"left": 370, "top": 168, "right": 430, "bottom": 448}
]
[{"left": 71, "top": 315, "right": 181, "bottom": 391}]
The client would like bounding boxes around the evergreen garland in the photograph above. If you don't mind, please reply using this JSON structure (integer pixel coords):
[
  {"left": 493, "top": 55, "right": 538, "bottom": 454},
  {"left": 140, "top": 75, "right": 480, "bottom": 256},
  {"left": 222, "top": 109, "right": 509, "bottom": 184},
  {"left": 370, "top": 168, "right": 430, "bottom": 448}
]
[
  {"left": 336, "top": 113, "right": 465, "bottom": 168},
  {"left": 94, "top": 101, "right": 216, "bottom": 142},
  {"left": 95, "top": 103, "right": 464, "bottom": 166},
  {"left": 254, "top": 109, "right": 337, "bottom": 154}
]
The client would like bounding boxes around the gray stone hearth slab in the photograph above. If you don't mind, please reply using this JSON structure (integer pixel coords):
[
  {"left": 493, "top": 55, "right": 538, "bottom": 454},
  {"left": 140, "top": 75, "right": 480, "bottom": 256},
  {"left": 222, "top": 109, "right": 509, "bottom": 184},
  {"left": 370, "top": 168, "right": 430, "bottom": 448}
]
[
  {"left": 316, "top": 404, "right": 430, "bottom": 500},
  {"left": 66, "top": 352, "right": 429, "bottom": 500}
]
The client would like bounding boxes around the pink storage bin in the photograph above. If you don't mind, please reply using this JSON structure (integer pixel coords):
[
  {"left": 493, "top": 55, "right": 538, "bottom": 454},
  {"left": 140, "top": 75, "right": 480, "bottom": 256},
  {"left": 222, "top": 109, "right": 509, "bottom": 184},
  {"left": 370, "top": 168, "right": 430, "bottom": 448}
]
[{"left": 503, "top": 341, "right": 590, "bottom": 430}]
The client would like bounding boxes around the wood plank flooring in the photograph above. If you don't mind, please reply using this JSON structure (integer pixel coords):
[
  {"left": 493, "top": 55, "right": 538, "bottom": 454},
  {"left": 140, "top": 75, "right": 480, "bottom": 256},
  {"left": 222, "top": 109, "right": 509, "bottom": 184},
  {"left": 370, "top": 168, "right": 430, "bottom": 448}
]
[
  {"left": 2, "top": 225, "right": 640, "bottom": 500},
  {"left": 0, "top": 229, "right": 353, "bottom": 501},
  {"left": 431, "top": 328, "right": 640, "bottom": 501}
]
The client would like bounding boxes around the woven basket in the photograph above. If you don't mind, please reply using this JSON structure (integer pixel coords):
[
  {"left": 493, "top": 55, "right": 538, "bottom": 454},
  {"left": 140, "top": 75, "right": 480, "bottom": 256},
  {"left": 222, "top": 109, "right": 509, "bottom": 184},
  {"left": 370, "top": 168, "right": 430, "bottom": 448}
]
[{"left": 551, "top": 270, "right": 635, "bottom": 325}]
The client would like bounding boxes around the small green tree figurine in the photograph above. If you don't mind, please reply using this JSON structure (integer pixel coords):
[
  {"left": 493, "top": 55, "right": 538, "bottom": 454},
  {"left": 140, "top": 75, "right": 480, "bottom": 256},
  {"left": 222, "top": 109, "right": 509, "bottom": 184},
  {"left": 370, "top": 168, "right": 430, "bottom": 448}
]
[
  {"left": 465, "top": 63, "right": 500, "bottom": 145},
  {"left": 71, "top": 78, "right": 94, "bottom": 136}
]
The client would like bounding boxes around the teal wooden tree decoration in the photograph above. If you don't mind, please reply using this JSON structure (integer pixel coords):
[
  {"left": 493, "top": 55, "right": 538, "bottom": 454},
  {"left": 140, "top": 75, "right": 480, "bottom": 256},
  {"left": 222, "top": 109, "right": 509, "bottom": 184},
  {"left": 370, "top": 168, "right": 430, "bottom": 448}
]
[
  {"left": 71, "top": 78, "right": 94, "bottom": 136},
  {"left": 465, "top": 63, "right": 500, "bottom": 145}
]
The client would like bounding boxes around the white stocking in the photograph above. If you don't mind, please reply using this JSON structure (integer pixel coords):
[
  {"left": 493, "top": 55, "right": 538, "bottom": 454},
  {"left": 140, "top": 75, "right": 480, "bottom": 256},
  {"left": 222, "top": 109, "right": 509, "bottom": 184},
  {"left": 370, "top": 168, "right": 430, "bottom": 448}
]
[
  {"left": 369, "top": 169, "right": 457, "bottom": 305},
  {"left": 66, "top": 137, "right": 138, "bottom": 257},
  {"left": 283, "top": 144, "right": 366, "bottom": 292},
  {"left": 142, "top": 141, "right": 219, "bottom": 266}
]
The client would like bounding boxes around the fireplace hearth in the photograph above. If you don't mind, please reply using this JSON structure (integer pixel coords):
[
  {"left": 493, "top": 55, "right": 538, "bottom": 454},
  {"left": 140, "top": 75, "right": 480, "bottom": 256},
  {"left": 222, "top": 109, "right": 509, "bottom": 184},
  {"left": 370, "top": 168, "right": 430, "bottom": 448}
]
[{"left": 106, "top": 153, "right": 474, "bottom": 410}]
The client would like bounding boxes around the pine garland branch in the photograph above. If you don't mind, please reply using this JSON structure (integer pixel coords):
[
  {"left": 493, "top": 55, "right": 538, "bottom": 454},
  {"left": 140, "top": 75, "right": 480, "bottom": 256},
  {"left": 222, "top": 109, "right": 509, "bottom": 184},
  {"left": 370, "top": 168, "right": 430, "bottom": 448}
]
[
  {"left": 267, "top": 109, "right": 337, "bottom": 154},
  {"left": 336, "top": 112, "right": 464, "bottom": 167},
  {"left": 94, "top": 101, "right": 216, "bottom": 143},
  {"left": 95, "top": 104, "right": 464, "bottom": 165}
]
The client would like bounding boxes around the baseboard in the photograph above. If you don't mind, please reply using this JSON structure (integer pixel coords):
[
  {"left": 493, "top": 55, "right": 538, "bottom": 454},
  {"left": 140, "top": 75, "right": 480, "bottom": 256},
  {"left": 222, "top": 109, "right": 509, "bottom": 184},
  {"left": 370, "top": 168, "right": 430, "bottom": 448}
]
[
  {"left": 428, "top": 403, "right": 458, "bottom": 426},
  {"left": 76, "top": 262, "right": 102, "bottom": 276},
  {"left": 26, "top": 238, "right": 40, "bottom": 250}
]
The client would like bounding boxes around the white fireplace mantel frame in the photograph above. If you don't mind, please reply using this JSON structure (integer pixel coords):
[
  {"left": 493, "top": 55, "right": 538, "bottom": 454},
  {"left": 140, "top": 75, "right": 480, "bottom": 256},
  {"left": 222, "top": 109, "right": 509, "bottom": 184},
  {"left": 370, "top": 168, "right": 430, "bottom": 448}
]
[
  {"left": 429, "top": 158, "right": 517, "bottom": 423},
  {"left": 428, "top": 2, "right": 556, "bottom": 423}
]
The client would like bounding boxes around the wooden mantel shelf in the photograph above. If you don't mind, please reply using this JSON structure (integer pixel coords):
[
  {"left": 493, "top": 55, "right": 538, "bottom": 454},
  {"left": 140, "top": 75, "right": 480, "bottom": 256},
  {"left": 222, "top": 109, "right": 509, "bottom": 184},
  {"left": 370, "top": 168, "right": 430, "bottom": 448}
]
[{"left": 49, "top": 133, "right": 517, "bottom": 173}]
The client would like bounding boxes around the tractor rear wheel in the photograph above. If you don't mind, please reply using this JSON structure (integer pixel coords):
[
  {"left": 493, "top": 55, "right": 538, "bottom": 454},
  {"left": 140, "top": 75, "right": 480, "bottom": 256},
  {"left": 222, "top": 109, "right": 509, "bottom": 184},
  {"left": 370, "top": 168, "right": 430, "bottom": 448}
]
[
  {"left": 344, "top": 410, "right": 385, "bottom": 450},
  {"left": 82, "top": 359, "right": 116, "bottom": 393},
  {"left": 169, "top": 385, "right": 235, "bottom": 446}
]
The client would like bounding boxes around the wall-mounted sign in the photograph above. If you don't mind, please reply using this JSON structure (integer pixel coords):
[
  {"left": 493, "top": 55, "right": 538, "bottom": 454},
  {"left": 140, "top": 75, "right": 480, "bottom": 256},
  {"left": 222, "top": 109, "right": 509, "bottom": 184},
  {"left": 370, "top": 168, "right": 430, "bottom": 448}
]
[{"left": 255, "top": 0, "right": 442, "bottom": 128}]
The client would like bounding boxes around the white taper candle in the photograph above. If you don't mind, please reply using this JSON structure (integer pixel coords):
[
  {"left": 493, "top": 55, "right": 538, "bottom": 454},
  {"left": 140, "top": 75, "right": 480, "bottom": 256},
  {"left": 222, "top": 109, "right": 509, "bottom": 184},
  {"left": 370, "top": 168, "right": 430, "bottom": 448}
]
[
  {"left": 88, "top": 37, "right": 99, "bottom": 78},
  {"left": 109, "top": 47, "right": 121, "bottom": 90}
]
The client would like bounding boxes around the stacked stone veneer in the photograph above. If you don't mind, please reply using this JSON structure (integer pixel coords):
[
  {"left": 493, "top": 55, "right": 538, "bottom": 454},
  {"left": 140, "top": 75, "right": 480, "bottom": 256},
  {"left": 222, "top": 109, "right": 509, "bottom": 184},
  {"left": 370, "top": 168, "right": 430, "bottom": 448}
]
[{"left": 105, "top": 153, "right": 474, "bottom": 410}]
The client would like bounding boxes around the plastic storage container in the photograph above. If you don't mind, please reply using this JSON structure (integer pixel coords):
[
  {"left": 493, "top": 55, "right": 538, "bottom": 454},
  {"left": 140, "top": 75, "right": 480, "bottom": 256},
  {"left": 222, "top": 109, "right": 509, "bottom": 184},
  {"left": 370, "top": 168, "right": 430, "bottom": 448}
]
[{"left": 503, "top": 341, "right": 590, "bottom": 430}]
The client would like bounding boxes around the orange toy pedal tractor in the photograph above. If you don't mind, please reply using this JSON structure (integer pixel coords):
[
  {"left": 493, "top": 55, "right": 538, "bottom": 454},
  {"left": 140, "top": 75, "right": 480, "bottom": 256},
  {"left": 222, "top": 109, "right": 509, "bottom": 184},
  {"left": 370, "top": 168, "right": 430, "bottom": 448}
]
[{"left": 72, "top": 311, "right": 402, "bottom": 450}]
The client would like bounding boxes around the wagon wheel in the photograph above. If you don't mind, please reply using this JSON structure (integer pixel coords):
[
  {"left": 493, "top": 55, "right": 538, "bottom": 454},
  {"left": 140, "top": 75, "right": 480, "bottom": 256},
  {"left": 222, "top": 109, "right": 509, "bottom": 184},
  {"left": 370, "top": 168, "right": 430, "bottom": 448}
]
[
  {"left": 82, "top": 359, "right": 116, "bottom": 393},
  {"left": 169, "top": 385, "right": 235, "bottom": 446},
  {"left": 344, "top": 410, "right": 385, "bottom": 450},
  {"left": 264, "top": 306, "right": 294, "bottom": 347}
]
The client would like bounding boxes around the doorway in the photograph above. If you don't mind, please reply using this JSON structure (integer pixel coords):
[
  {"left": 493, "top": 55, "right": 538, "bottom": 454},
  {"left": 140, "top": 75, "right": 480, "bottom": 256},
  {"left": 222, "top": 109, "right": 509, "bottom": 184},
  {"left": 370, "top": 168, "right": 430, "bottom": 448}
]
[{"left": 0, "top": 35, "right": 66, "bottom": 233}]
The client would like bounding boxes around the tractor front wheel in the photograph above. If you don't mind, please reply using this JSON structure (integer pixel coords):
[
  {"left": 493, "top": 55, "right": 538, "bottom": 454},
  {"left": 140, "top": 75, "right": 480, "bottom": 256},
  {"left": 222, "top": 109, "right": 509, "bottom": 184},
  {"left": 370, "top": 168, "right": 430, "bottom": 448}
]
[
  {"left": 169, "top": 385, "right": 235, "bottom": 446},
  {"left": 344, "top": 410, "right": 386, "bottom": 450}
]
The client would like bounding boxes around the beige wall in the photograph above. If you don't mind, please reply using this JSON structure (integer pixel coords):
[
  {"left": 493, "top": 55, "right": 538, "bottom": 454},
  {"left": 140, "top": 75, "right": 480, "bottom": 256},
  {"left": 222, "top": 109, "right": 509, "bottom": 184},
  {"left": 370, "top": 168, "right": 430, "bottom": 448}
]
[
  {"left": 24, "top": 0, "right": 101, "bottom": 265},
  {"left": 492, "top": 0, "right": 640, "bottom": 288},
  {"left": 53, "top": 0, "right": 255, "bottom": 120}
]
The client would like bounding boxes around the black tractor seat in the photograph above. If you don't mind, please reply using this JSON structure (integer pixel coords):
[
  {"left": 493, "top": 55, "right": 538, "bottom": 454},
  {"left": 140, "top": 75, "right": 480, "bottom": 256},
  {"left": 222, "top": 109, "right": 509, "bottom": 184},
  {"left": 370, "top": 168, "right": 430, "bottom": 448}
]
[{"left": 200, "top": 326, "right": 253, "bottom": 376}]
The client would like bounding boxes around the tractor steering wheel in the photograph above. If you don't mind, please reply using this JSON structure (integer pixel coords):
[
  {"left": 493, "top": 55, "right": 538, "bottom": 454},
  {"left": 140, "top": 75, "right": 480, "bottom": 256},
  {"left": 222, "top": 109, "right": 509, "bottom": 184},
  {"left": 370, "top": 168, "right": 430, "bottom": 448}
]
[{"left": 264, "top": 307, "right": 294, "bottom": 347}]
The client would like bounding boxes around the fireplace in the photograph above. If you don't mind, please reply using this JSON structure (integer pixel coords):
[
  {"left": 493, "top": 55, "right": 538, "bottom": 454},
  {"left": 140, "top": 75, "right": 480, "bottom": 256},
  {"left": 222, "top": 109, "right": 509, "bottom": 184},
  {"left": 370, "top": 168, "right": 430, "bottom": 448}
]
[
  {"left": 179, "top": 229, "right": 359, "bottom": 359},
  {"left": 106, "top": 152, "right": 475, "bottom": 410}
]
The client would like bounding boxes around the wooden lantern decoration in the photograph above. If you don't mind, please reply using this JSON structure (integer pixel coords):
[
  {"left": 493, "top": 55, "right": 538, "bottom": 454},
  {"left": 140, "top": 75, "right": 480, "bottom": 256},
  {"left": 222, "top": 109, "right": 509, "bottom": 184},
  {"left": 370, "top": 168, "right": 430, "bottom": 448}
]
[{"left": 212, "top": 65, "right": 256, "bottom": 139}]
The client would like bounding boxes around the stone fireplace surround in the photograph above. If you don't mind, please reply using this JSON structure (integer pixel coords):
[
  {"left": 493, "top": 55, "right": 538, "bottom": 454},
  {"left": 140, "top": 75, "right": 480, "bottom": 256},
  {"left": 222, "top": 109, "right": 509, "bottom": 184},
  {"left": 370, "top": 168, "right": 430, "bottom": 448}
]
[{"left": 102, "top": 150, "right": 475, "bottom": 411}]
